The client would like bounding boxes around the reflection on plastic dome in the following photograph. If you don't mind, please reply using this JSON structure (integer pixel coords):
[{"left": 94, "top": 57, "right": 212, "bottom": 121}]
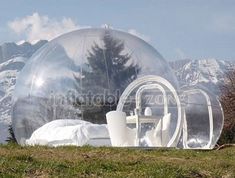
[{"left": 12, "top": 28, "right": 224, "bottom": 149}]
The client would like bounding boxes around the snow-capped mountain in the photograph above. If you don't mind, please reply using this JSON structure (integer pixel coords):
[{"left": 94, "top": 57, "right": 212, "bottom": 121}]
[
  {"left": 170, "top": 58, "right": 235, "bottom": 94},
  {"left": 0, "top": 40, "right": 47, "bottom": 63},
  {"left": 0, "top": 41, "right": 47, "bottom": 143}
]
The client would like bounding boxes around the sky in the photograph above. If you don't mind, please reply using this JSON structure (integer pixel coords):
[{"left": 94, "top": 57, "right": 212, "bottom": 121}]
[{"left": 0, "top": 0, "right": 235, "bottom": 61}]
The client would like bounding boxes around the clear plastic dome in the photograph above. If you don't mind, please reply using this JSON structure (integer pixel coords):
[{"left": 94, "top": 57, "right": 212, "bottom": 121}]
[
  {"left": 179, "top": 85, "right": 224, "bottom": 149},
  {"left": 12, "top": 28, "right": 178, "bottom": 144}
]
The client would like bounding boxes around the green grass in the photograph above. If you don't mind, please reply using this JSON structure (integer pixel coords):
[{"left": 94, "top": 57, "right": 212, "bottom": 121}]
[{"left": 0, "top": 144, "right": 235, "bottom": 177}]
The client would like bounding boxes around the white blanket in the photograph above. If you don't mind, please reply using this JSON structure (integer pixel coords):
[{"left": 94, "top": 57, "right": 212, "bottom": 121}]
[{"left": 26, "top": 119, "right": 111, "bottom": 147}]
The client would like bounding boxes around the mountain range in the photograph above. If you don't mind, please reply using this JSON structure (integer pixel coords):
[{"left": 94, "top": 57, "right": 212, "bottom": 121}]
[
  {"left": 169, "top": 58, "right": 235, "bottom": 94},
  {"left": 0, "top": 41, "right": 234, "bottom": 143},
  {"left": 0, "top": 41, "right": 47, "bottom": 143}
]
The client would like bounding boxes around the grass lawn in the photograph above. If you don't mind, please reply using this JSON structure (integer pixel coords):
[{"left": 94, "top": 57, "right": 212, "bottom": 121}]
[{"left": 0, "top": 144, "right": 235, "bottom": 178}]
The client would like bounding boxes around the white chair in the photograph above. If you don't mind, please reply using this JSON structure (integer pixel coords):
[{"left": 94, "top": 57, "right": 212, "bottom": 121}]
[
  {"left": 106, "top": 111, "right": 136, "bottom": 146},
  {"left": 146, "top": 113, "right": 171, "bottom": 147}
]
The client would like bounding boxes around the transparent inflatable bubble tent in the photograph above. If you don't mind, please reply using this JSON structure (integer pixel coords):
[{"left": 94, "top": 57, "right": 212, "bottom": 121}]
[{"left": 12, "top": 28, "right": 224, "bottom": 149}]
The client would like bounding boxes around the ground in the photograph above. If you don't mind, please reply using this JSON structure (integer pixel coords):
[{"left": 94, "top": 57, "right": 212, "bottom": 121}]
[{"left": 0, "top": 144, "right": 235, "bottom": 178}]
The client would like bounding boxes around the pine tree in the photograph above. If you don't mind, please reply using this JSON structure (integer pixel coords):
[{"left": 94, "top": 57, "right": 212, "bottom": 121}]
[
  {"left": 74, "top": 31, "right": 140, "bottom": 123},
  {"left": 6, "top": 124, "right": 17, "bottom": 143}
]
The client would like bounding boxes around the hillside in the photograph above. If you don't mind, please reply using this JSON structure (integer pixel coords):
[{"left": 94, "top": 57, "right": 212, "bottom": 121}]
[
  {"left": 170, "top": 58, "right": 235, "bottom": 94},
  {"left": 0, "top": 144, "right": 234, "bottom": 177}
]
